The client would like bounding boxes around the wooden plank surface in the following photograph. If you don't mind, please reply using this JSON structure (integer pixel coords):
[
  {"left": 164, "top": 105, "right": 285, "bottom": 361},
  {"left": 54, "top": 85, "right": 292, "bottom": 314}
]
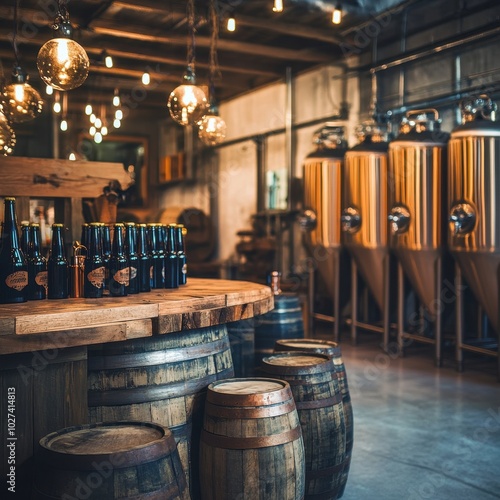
[
  {"left": 0, "top": 279, "right": 273, "bottom": 354},
  {"left": 0, "top": 156, "right": 131, "bottom": 198}
]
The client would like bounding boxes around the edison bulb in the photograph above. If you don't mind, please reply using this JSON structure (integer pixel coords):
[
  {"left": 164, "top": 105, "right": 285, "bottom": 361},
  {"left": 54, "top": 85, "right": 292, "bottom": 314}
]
[
  {"left": 1, "top": 82, "right": 43, "bottom": 124},
  {"left": 37, "top": 37, "right": 90, "bottom": 91},
  {"left": 198, "top": 113, "right": 226, "bottom": 145},
  {"left": 168, "top": 84, "right": 208, "bottom": 126}
]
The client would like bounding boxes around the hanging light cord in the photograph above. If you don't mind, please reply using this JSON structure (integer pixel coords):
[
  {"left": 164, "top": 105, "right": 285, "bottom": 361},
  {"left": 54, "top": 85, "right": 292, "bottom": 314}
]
[
  {"left": 209, "top": 0, "right": 221, "bottom": 90},
  {"left": 53, "top": 0, "right": 70, "bottom": 30},
  {"left": 11, "top": 0, "right": 20, "bottom": 66},
  {"left": 187, "top": 0, "right": 196, "bottom": 69}
]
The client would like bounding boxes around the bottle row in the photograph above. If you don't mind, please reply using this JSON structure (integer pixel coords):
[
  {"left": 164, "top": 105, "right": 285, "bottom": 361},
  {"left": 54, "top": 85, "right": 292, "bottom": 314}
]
[{"left": 0, "top": 197, "right": 187, "bottom": 304}]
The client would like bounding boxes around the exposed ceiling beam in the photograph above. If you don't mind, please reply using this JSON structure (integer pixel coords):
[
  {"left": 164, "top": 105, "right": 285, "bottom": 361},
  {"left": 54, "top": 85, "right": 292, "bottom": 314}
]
[
  {"left": 89, "top": 22, "right": 333, "bottom": 63},
  {"left": 107, "top": 0, "right": 343, "bottom": 45},
  {"left": 0, "top": 6, "right": 332, "bottom": 63},
  {"left": 0, "top": 33, "right": 281, "bottom": 83}
]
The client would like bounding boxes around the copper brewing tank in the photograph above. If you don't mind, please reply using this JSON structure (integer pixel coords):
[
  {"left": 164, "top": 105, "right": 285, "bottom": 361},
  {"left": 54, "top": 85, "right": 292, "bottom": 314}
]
[
  {"left": 342, "top": 122, "right": 389, "bottom": 310},
  {"left": 388, "top": 109, "right": 449, "bottom": 315},
  {"left": 448, "top": 95, "right": 500, "bottom": 331},
  {"left": 300, "top": 124, "right": 347, "bottom": 300}
]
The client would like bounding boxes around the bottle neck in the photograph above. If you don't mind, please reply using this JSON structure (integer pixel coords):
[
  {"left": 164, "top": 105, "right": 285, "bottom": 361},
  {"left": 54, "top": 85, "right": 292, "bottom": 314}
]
[
  {"left": 167, "top": 225, "right": 176, "bottom": 253},
  {"left": 88, "top": 225, "right": 102, "bottom": 258},
  {"left": 102, "top": 225, "right": 111, "bottom": 258},
  {"left": 138, "top": 226, "right": 148, "bottom": 254},
  {"left": 51, "top": 227, "right": 66, "bottom": 258},
  {"left": 2, "top": 200, "right": 21, "bottom": 249},
  {"left": 125, "top": 226, "right": 138, "bottom": 255},
  {"left": 21, "top": 226, "right": 31, "bottom": 255},
  {"left": 31, "top": 225, "right": 42, "bottom": 257},
  {"left": 112, "top": 226, "right": 125, "bottom": 257},
  {"left": 175, "top": 227, "right": 185, "bottom": 253}
]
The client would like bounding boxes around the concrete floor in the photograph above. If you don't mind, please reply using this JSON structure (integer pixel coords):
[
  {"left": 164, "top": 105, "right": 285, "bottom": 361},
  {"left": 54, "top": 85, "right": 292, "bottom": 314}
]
[{"left": 315, "top": 332, "right": 500, "bottom": 500}]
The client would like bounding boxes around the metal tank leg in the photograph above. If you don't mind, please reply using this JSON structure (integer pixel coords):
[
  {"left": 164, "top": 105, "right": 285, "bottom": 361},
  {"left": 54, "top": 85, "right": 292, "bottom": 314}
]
[
  {"left": 307, "top": 262, "right": 315, "bottom": 338},
  {"left": 455, "top": 264, "right": 464, "bottom": 372},
  {"left": 333, "top": 252, "right": 341, "bottom": 342},
  {"left": 382, "top": 252, "right": 391, "bottom": 353},
  {"left": 397, "top": 261, "right": 405, "bottom": 357},
  {"left": 351, "top": 259, "right": 358, "bottom": 346},
  {"left": 434, "top": 256, "right": 443, "bottom": 368}
]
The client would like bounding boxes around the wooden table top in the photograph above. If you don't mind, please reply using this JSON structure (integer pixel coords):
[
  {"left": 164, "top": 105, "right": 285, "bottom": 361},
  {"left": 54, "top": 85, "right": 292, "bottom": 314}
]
[{"left": 0, "top": 278, "right": 274, "bottom": 355}]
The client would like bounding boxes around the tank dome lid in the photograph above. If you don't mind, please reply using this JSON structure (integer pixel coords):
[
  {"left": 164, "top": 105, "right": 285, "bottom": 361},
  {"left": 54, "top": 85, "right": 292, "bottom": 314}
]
[
  {"left": 349, "top": 120, "right": 389, "bottom": 152},
  {"left": 452, "top": 95, "right": 500, "bottom": 135},
  {"left": 312, "top": 123, "right": 348, "bottom": 150},
  {"left": 392, "top": 108, "right": 450, "bottom": 144}
]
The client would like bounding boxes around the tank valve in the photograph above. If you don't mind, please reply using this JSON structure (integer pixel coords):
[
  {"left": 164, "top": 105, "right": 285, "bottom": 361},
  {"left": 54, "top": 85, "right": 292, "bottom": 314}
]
[
  {"left": 341, "top": 207, "right": 361, "bottom": 233},
  {"left": 297, "top": 209, "right": 317, "bottom": 231},
  {"left": 388, "top": 206, "right": 410, "bottom": 234},
  {"left": 449, "top": 203, "right": 476, "bottom": 235}
]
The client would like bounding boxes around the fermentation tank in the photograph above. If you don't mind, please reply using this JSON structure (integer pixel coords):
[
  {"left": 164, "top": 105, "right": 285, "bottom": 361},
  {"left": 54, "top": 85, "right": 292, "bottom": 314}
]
[
  {"left": 388, "top": 109, "right": 449, "bottom": 318},
  {"left": 448, "top": 96, "right": 500, "bottom": 332},
  {"left": 342, "top": 121, "right": 389, "bottom": 312},
  {"left": 300, "top": 124, "right": 348, "bottom": 337}
]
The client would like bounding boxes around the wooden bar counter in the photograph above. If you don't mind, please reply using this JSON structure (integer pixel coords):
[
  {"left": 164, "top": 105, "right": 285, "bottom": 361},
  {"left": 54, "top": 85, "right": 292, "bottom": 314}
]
[{"left": 0, "top": 278, "right": 273, "bottom": 498}]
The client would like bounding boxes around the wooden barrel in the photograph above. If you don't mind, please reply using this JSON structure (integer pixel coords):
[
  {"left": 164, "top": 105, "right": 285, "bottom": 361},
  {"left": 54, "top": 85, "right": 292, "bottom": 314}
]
[
  {"left": 226, "top": 318, "right": 255, "bottom": 377},
  {"left": 87, "top": 326, "right": 234, "bottom": 499},
  {"left": 200, "top": 378, "right": 306, "bottom": 500},
  {"left": 274, "top": 339, "right": 353, "bottom": 498},
  {"left": 254, "top": 293, "right": 305, "bottom": 368},
  {"left": 33, "top": 421, "right": 188, "bottom": 499},
  {"left": 260, "top": 352, "right": 346, "bottom": 500}
]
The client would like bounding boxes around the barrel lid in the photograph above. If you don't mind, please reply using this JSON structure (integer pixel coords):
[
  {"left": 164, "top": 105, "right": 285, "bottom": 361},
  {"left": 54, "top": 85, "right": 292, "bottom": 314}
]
[
  {"left": 212, "top": 379, "right": 284, "bottom": 394},
  {"left": 37, "top": 421, "right": 175, "bottom": 470},
  {"left": 276, "top": 338, "right": 340, "bottom": 351},
  {"left": 207, "top": 377, "right": 292, "bottom": 407},
  {"left": 265, "top": 353, "right": 327, "bottom": 366},
  {"left": 45, "top": 423, "right": 164, "bottom": 454}
]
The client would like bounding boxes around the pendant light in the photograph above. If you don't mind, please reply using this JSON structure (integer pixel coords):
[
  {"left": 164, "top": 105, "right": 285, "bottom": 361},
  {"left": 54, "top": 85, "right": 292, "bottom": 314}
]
[
  {"left": 167, "top": 0, "right": 208, "bottom": 126},
  {"left": 198, "top": 95, "right": 226, "bottom": 146},
  {"left": 198, "top": 0, "right": 226, "bottom": 146},
  {"left": 1, "top": 2, "right": 43, "bottom": 124},
  {"left": 37, "top": 0, "right": 89, "bottom": 91}
]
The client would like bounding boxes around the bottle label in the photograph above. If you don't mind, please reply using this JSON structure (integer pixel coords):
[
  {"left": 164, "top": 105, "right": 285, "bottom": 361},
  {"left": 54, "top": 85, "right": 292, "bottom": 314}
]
[
  {"left": 129, "top": 266, "right": 137, "bottom": 280},
  {"left": 113, "top": 267, "right": 130, "bottom": 286},
  {"left": 35, "top": 271, "right": 48, "bottom": 287},
  {"left": 5, "top": 271, "right": 28, "bottom": 291},
  {"left": 88, "top": 267, "right": 105, "bottom": 288},
  {"left": 182, "top": 264, "right": 187, "bottom": 275},
  {"left": 150, "top": 265, "right": 153, "bottom": 279}
]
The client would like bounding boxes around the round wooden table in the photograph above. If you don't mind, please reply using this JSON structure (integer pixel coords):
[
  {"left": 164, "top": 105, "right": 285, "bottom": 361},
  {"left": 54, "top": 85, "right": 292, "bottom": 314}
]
[{"left": 0, "top": 278, "right": 273, "bottom": 498}]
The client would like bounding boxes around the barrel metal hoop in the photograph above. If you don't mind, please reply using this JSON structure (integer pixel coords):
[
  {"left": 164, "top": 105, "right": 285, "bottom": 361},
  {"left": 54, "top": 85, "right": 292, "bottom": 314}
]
[
  {"left": 126, "top": 478, "right": 188, "bottom": 500},
  {"left": 88, "top": 338, "right": 230, "bottom": 370},
  {"left": 204, "top": 399, "right": 297, "bottom": 419},
  {"left": 306, "top": 460, "right": 346, "bottom": 479},
  {"left": 294, "top": 393, "right": 342, "bottom": 410},
  {"left": 304, "top": 487, "right": 341, "bottom": 499},
  {"left": 200, "top": 425, "right": 302, "bottom": 449},
  {"left": 88, "top": 367, "right": 234, "bottom": 406}
]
